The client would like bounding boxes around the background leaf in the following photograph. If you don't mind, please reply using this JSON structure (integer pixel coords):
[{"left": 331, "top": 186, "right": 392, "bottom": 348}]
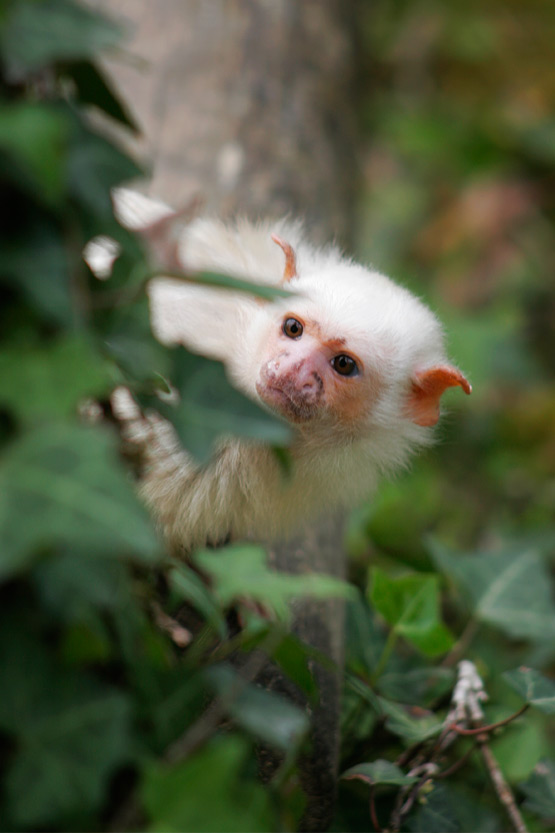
[
  {"left": 195, "top": 543, "right": 354, "bottom": 621},
  {"left": 141, "top": 736, "right": 275, "bottom": 833},
  {"left": 0, "top": 626, "right": 133, "bottom": 828},
  {"left": 503, "top": 668, "right": 555, "bottom": 714},
  {"left": 370, "top": 568, "right": 454, "bottom": 656},
  {"left": 341, "top": 759, "right": 417, "bottom": 787},
  {"left": 0, "top": 0, "right": 123, "bottom": 75},
  {"left": 206, "top": 665, "right": 309, "bottom": 751},
  {"left": 519, "top": 759, "right": 555, "bottom": 821},
  {"left": 0, "top": 337, "right": 114, "bottom": 425},
  {"left": 430, "top": 540, "right": 555, "bottom": 642},
  {"left": 0, "top": 423, "right": 159, "bottom": 577}
]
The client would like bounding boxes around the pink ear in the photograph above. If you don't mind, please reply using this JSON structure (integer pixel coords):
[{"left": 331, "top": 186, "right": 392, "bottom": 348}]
[
  {"left": 271, "top": 233, "right": 298, "bottom": 283},
  {"left": 408, "top": 365, "right": 472, "bottom": 427}
]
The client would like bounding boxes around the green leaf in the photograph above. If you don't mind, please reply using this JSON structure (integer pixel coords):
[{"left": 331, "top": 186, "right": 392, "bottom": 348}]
[
  {"left": 377, "top": 696, "right": 441, "bottom": 743},
  {"left": 194, "top": 543, "right": 354, "bottom": 622},
  {"left": 345, "top": 592, "right": 388, "bottom": 675},
  {"left": 1, "top": 216, "right": 73, "bottom": 325},
  {"left": 0, "top": 102, "right": 69, "bottom": 204},
  {"left": 341, "top": 759, "right": 417, "bottom": 787},
  {"left": 503, "top": 667, "right": 555, "bottom": 714},
  {"left": 65, "top": 60, "right": 137, "bottom": 129},
  {"left": 519, "top": 759, "right": 555, "bottom": 821},
  {"left": 33, "top": 550, "right": 130, "bottom": 620},
  {"left": 379, "top": 666, "right": 455, "bottom": 707},
  {"left": 369, "top": 568, "right": 454, "bottom": 656},
  {"left": 191, "top": 270, "right": 292, "bottom": 301},
  {"left": 101, "top": 295, "right": 170, "bottom": 385},
  {"left": 68, "top": 123, "right": 143, "bottom": 220},
  {"left": 206, "top": 665, "right": 309, "bottom": 751},
  {"left": 1, "top": 0, "right": 123, "bottom": 76},
  {"left": 141, "top": 736, "right": 275, "bottom": 832},
  {"left": 168, "top": 562, "right": 227, "bottom": 637},
  {"left": 405, "top": 783, "right": 459, "bottom": 833},
  {"left": 0, "top": 423, "right": 159, "bottom": 578},
  {"left": 145, "top": 348, "right": 291, "bottom": 463},
  {"left": 0, "top": 337, "right": 114, "bottom": 425},
  {"left": 0, "top": 627, "right": 132, "bottom": 827},
  {"left": 429, "top": 540, "right": 555, "bottom": 642},
  {"left": 272, "top": 632, "right": 320, "bottom": 700}
]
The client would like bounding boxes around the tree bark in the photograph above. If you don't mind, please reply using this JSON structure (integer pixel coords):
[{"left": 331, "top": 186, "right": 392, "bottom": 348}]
[{"left": 96, "top": 2, "right": 359, "bottom": 828}]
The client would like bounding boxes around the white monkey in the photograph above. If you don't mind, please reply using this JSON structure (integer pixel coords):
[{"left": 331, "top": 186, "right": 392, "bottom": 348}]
[{"left": 87, "top": 190, "right": 471, "bottom": 552}]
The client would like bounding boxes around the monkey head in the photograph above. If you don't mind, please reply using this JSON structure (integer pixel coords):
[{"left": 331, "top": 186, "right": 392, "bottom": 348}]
[{"left": 237, "top": 233, "right": 471, "bottom": 440}]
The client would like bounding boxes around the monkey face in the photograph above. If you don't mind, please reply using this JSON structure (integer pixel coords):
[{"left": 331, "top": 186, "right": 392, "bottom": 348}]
[{"left": 255, "top": 312, "right": 373, "bottom": 427}]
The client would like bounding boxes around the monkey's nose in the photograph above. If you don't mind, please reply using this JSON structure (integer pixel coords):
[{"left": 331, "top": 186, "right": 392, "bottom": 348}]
[{"left": 301, "top": 372, "right": 323, "bottom": 395}]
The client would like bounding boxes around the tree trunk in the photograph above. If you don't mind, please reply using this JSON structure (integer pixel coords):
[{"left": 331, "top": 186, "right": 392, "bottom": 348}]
[{"left": 96, "top": 2, "right": 359, "bottom": 828}]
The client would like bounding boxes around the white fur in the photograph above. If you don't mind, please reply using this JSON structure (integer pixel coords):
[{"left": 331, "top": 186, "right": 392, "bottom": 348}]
[{"left": 92, "top": 189, "right": 455, "bottom": 552}]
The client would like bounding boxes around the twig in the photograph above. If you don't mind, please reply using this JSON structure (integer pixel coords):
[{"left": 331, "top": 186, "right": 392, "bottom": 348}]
[
  {"left": 434, "top": 743, "right": 477, "bottom": 779},
  {"left": 390, "top": 764, "right": 438, "bottom": 832},
  {"left": 479, "top": 740, "right": 528, "bottom": 833},
  {"left": 449, "top": 661, "right": 529, "bottom": 833},
  {"left": 166, "top": 630, "right": 283, "bottom": 764},
  {"left": 441, "top": 620, "right": 480, "bottom": 668},
  {"left": 369, "top": 785, "right": 382, "bottom": 832},
  {"left": 449, "top": 703, "right": 529, "bottom": 736}
]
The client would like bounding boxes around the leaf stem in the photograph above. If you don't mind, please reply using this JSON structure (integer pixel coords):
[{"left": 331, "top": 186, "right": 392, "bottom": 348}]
[
  {"left": 369, "top": 785, "right": 382, "bottom": 832},
  {"left": 449, "top": 703, "right": 529, "bottom": 736},
  {"left": 479, "top": 740, "right": 529, "bottom": 833},
  {"left": 371, "top": 628, "right": 398, "bottom": 685}
]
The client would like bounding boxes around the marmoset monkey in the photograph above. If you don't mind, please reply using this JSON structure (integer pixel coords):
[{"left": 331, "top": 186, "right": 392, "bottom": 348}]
[{"left": 89, "top": 190, "right": 471, "bottom": 553}]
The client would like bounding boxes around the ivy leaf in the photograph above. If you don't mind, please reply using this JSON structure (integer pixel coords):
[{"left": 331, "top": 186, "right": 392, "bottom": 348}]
[
  {"left": 377, "top": 697, "right": 441, "bottom": 743},
  {"left": 369, "top": 568, "right": 454, "bottom": 656},
  {"left": 1, "top": 0, "right": 123, "bottom": 77},
  {"left": 0, "top": 102, "right": 69, "bottom": 205},
  {"left": 272, "top": 632, "right": 320, "bottom": 700},
  {"left": 405, "top": 783, "right": 459, "bottom": 832},
  {"left": 503, "top": 667, "right": 555, "bottom": 714},
  {"left": 68, "top": 123, "right": 143, "bottom": 221},
  {"left": 1, "top": 216, "right": 73, "bottom": 325},
  {"left": 168, "top": 562, "right": 227, "bottom": 638},
  {"left": 33, "top": 550, "right": 131, "bottom": 621},
  {"left": 0, "top": 627, "right": 132, "bottom": 827},
  {"left": 519, "top": 759, "right": 555, "bottom": 821},
  {"left": 141, "top": 736, "right": 275, "bottom": 833},
  {"left": 379, "top": 666, "right": 455, "bottom": 707},
  {"left": 101, "top": 294, "right": 170, "bottom": 385},
  {"left": 64, "top": 60, "right": 137, "bottom": 129},
  {"left": 345, "top": 592, "right": 388, "bottom": 675},
  {"left": 144, "top": 348, "right": 291, "bottom": 463},
  {"left": 194, "top": 543, "right": 354, "bottom": 622},
  {"left": 0, "top": 423, "right": 160, "bottom": 578},
  {"left": 341, "top": 759, "right": 417, "bottom": 787},
  {"left": 0, "top": 337, "right": 114, "bottom": 425},
  {"left": 206, "top": 665, "right": 309, "bottom": 752},
  {"left": 429, "top": 540, "right": 555, "bottom": 642}
]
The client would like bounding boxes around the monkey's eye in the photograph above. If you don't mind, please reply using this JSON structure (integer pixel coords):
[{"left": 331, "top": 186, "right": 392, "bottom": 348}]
[
  {"left": 283, "top": 317, "right": 303, "bottom": 339},
  {"left": 332, "top": 354, "right": 358, "bottom": 377}
]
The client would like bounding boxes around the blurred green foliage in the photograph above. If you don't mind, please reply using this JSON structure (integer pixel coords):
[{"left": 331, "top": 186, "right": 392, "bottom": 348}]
[
  {"left": 0, "top": 1, "right": 553, "bottom": 832},
  {"left": 338, "top": 0, "right": 555, "bottom": 829}
]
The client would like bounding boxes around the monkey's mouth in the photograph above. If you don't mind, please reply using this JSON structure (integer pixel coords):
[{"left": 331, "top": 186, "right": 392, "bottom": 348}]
[{"left": 256, "top": 380, "right": 320, "bottom": 422}]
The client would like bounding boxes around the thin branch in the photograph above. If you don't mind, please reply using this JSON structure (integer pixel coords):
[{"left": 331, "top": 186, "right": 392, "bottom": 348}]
[
  {"left": 449, "top": 703, "right": 529, "bottom": 736},
  {"left": 369, "top": 785, "right": 382, "bottom": 833},
  {"left": 441, "top": 620, "right": 480, "bottom": 668},
  {"left": 166, "top": 629, "right": 283, "bottom": 764},
  {"left": 446, "top": 660, "right": 529, "bottom": 833},
  {"left": 434, "top": 744, "right": 477, "bottom": 779},
  {"left": 479, "top": 740, "right": 528, "bottom": 833}
]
